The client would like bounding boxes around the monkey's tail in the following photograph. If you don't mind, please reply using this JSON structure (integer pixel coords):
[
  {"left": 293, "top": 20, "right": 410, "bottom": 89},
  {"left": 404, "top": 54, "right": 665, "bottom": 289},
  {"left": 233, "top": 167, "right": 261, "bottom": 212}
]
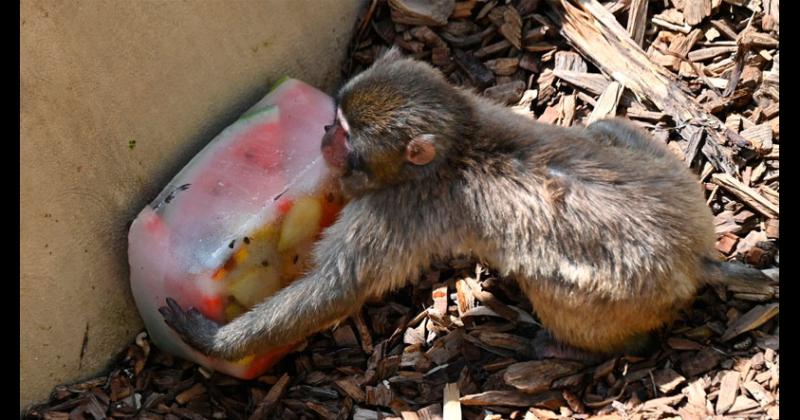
[{"left": 700, "top": 257, "right": 777, "bottom": 295}]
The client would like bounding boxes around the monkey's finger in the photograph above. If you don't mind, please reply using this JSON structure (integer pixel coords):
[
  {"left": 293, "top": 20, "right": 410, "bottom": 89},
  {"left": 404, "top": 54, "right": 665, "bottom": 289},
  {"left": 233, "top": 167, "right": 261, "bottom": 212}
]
[
  {"left": 157, "top": 306, "right": 171, "bottom": 319},
  {"left": 165, "top": 297, "right": 183, "bottom": 314},
  {"left": 187, "top": 307, "right": 204, "bottom": 318}
]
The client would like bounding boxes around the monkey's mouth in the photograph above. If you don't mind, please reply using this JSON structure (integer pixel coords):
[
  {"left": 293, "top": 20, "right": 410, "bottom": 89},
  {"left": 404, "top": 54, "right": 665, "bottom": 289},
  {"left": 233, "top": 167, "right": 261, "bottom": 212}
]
[{"left": 321, "top": 122, "right": 349, "bottom": 172}]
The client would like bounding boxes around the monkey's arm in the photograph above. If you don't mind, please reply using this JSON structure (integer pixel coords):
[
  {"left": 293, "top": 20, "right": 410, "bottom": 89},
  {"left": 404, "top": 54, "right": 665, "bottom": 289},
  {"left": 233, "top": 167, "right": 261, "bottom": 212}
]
[{"left": 160, "top": 201, "right": 416, "bottom": 360}]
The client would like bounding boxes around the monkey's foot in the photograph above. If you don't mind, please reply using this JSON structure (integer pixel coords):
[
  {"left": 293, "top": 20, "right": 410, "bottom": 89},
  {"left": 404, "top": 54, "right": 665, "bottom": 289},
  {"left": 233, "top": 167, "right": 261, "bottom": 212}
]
[
  {"left": 532, "top": 330, "right": 610, "bottom": 365},
  {"left": 158, "top": 297, "right": 220, "bottom": 355}
]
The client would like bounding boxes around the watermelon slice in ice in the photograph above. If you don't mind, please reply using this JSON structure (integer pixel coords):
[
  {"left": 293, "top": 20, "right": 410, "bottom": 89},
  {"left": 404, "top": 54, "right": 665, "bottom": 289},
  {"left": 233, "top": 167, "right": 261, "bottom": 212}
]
[{"left": 128, "top": 78, "right": 346, "bottom": 379}]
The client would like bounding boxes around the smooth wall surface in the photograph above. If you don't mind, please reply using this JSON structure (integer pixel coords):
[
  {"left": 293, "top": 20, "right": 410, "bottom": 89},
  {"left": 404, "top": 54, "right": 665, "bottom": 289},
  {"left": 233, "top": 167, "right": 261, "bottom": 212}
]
[{"left": 20, "top": 0, "right": 364, "bottom": 409}]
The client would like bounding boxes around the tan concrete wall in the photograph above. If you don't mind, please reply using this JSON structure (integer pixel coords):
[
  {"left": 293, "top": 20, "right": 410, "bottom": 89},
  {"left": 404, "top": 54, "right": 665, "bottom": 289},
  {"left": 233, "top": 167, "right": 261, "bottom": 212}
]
[{"left": 20, "top": 0, "right": 364, "bottom": 410}]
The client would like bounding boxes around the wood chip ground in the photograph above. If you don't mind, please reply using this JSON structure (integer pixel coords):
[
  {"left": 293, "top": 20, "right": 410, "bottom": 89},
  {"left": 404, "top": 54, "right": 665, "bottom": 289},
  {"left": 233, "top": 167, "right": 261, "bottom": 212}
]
[{"left": 25, "top": 0, "right": 779, "bottom": 418}]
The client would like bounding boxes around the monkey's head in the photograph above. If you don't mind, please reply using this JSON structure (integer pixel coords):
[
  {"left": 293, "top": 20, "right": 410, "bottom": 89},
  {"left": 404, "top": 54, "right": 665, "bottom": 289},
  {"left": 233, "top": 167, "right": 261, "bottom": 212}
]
[{"left": 321, "top": 47, "right": 471, "bottom": 197}]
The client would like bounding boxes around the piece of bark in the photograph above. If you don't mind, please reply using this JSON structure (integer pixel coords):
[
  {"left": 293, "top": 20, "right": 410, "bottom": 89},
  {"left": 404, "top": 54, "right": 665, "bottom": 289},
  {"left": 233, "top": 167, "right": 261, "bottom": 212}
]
[
  {"left": 716, "top": 370, "right": 740, "bottom": 414},
  {"left": 474, "top": 39, "right": 511, "bottom": 58},
  {"left": 552, "top": 70, "right": 610, "bottom": 95},
  {"left": 410, "top": 26, "right": 448, "bottom": 49},
  {"left": 711, "top": 173, "right": 779, "bottom": 218},
  {"left": 554, "top": 51, "right": 587, "bottom": 73},
  {"left": 715, "top": 233, "right": 739, "bottom": 255},
  {"left": 175, "top": 383, "right": 205, "bottom": 405},
  {"left": 249, "top": 373, "right": 291, "bottom": 420},
  {"left": 389, "top": 0, "right": 455, "bottom": 26},
  {"left": 333, "top": 324, "right": 360, "bottom": 348},
  {"left": 442, "top": 383, "right": 461, "bottom": 420},
  {"left": 653, "top": 368, "right": 686, "bottom": 394},
  {"left": 499, "top": 6, "right": 523, "bottom": 50},
  {"left": 682, "top": 124, "right": 704, "bottom": 167},
  {"left": 744, "top": 380, "right": 774, "bottom": 406},
  {"left": 688, "top": 45, "right": 738, "bottom": 61},
  {"left": 739, "top": 124, "right": 773, "bottom": 154},
  {"left": 335, "top": 378, "right": 366, "bottom": 403},
  {"left": 561, "top": 93, "right": 576, "bottom": 127},
  {"left": 669, "top": 29, "right": 703, "bottom": 57},
  {"left": 416, "top": 403, "right": 443, "bottom": 420},
  {"left": 352, "top": 311, "right": 374, "bottom": 354},
  {"left": 353, "top": 407, "right": 396, "bottom": 420},
  {"left": 504, "top": 360, "right": 583, "bottom": 394},
  {"left": 431, "top": 282, "right": 449, "bottom": 318},
  {"left": 453, "top": 49, "right": 495, "bottom": 88},
  {"left": 588, "top": 81, "right": 623, "bottom": 123},
  {"left": 463, "top": 277, "right": 521, "bottom": 322},
  {"left": 720, "top": 303, "right": 779, "bottom": 342},
  {"left": 365, "top": 383, "right": 395, "bottom": 408},
  {"left": 451, "top": 0, "right": 478, "bottom": 19},
  {"left": 626, "top": 0, "right": 648, "bottom": 46},
  {"left": 680, "top": 347, "right": 721, "bottom": 377},
  {"left": 484, "top": 80, "right": 526, "bottom": 105},
  {"left": 484, "top": 57, "right": 520, "bottom": 76},
  {"left": 460, "top": 390, "right": 562, "bottom": 408},
  {"left": 550, "top": 0, "right": 741, "bottom": 175},
  {"left": 683, "top": 0, "right": 711, "bottom": 25},
  {"left": 765, "top": 218, "right": 778, "bottom": 239},
  {"left": 474, "top": 330, "right": 536, "bottom": 358},
  {"left": 728, "top": 396, "right": 760, "bottom": 414},
  {"left": 710, "top": 19, "right": 739, "bottom": 40},
  {"left": 454, "top": 279, "right": 476, "bottom": 317}
]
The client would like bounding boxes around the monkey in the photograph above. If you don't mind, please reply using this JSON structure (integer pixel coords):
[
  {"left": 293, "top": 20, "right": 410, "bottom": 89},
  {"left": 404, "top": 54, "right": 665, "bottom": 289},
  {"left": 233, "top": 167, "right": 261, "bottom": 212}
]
[{"left": 160, "top": 47, "right": 772, "bottom": 362}]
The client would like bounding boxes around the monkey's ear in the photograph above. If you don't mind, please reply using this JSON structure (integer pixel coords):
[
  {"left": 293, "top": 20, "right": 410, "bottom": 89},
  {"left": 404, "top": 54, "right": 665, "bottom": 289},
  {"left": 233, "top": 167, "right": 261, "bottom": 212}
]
[{"left": 405, "top": 134, "right": 437, "bottom": 165}]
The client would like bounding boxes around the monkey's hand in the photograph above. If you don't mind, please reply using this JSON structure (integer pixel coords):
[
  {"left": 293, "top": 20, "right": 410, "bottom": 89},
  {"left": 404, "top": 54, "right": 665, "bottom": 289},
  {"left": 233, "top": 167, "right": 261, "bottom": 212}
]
[
  {"left": 156, "top": 200, "right": 425, "bottom": 361},
  {"left": 158, "top": 297, "right": 222, "bottom": 356}
]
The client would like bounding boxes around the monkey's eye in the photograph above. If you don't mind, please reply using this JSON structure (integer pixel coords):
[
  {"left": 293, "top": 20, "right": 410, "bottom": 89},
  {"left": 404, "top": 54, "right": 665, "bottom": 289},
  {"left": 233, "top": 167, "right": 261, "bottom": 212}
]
[{"left": 324, "top": 124, "right": 334, "bottom": 131}]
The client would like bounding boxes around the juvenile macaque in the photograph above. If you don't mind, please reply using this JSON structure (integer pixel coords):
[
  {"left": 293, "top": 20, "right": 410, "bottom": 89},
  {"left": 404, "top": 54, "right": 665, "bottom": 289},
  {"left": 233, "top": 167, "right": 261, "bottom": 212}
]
[{"left": 161, "top": 48, "right": 771, "bottom": 361}]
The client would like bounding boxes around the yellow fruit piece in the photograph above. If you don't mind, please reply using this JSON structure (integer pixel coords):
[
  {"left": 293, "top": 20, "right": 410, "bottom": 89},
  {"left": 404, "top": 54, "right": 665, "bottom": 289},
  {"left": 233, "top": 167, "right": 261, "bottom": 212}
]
[
  {"left": 224, "top": 302, "right": 247, "bottom": 321},
  {"left": 233, "top": 247, "right": 249, "bottom": 265},
  {"left": 251, "top": 224, "right": 279, "bottom": 242},
  {"left": 228, "top": 266, "right": 282, "bottom": 308},
  {"left": 232, "top": 354, "right": 255, "bottom": 366},
  {"left": 277, "top": 197, "right": 322, "bottom": 252}
]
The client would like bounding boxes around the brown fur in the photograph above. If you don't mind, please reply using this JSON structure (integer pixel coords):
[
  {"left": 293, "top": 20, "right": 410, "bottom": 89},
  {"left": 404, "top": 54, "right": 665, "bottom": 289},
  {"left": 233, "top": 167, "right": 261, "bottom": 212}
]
[{"left": 160, "top": 48, "right": 771, "bottom": 360}]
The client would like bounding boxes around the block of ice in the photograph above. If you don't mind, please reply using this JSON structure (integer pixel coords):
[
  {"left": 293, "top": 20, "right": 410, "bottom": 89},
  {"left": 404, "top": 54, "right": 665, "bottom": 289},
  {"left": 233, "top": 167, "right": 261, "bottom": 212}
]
[{"left": 127, "top": 78, "right": 345, "bottom": 378}]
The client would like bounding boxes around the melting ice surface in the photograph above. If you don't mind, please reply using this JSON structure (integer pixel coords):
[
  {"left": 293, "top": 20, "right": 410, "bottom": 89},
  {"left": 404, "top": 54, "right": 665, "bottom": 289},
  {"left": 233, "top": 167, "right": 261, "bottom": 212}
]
[{"left": 128, "top": 79, "right": 336, "bottom": 378}]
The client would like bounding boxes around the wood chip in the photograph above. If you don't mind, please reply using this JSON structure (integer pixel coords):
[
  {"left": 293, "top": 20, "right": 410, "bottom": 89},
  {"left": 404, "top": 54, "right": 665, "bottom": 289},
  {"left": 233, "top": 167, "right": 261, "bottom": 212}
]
[
  {"left": 653, "top": 368, "right": 686, "bottom": 394},
  {"left": 716, "top": 370, "right": 740, "bottom": 414},
  {"left": 484, "top": 57, "right": 520, "bottom": 76},
  {"left": 504, "top": 360, "right": 583, "bottom": 394},
  {"left": 683, "top": 0, "right": 712, "bottom": 25},
  {"left": 711, "top": 173, "right": 779, "bottom": 219},
  {"left": 553, "top": 1, "right": 740, "bottom": 174},
  {"left": 627, "top": 0, "right": 649, "bottom": 46},
  {"left": 588, "top": 81, "right": 623, "bottom": 123},
  {"left": 249, "top": 373, "right": 290, "bottom": 420},
  {"left": 453, "top": 49, "right": 495, "bottom": 88},
  {"left": 442, "top": 383, "right": 461, "bottom": 420},
  {"left": 721, "top": 303, "right": 779, "bottom": 342},
  {"left": 554, "top": 51, "right": 587, "bottom": 73},
  {"left": 680, "top": 347, "right": 721, "bottom": 377},
  {"left": 389, "top": 0, "right": 455, "bottom": 26},
  {"left": 460, "top": 390, "right": 562, "bottom": 408}
]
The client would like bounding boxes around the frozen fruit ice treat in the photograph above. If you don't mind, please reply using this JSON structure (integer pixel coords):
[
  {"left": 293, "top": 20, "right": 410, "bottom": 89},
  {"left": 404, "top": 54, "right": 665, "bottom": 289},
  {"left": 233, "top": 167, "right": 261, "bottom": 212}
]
[{"left": 127, "top": 78, "right": 346, "bottom": 379}]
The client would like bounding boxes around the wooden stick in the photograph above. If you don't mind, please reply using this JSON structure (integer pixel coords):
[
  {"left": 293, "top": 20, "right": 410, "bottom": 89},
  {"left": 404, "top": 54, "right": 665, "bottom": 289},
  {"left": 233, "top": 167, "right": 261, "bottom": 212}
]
[
  {"left": 711, "top": 173, "right": 779, "bottom": 218},
  {"left": 547, "top": 0, "right": 746, "bottom": 176}
]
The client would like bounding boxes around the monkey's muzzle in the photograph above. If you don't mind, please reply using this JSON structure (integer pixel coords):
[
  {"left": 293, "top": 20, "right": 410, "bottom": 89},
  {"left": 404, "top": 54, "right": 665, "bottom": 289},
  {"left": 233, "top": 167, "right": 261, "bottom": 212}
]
[{"left": 321, "top": 122, "right": 349, "bottom": 172}]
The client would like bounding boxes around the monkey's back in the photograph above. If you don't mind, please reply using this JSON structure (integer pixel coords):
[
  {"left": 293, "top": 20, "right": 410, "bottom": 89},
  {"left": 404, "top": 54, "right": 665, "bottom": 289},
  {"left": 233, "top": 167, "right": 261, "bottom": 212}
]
[{"left": 462, "top": 99, "right": 716, "bottom": 352}]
